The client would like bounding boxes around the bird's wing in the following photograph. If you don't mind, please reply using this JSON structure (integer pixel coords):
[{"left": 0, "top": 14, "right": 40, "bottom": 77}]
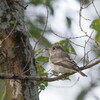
[
  {"left": 51, "top": 54, "right": 79, "bottom": 71},
  {"left": 50, "top": 51, "right": 87, "bottom": 76}
]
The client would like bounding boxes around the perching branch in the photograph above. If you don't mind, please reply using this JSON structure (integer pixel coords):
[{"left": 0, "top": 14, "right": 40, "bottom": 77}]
[{"left": 0, "top": 58, "right": 100, "bottom": 82}]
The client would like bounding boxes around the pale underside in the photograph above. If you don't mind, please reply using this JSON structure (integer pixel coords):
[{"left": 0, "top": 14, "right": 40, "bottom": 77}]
[{"left": 49, "top": 61, "right": 76, "bottom": 74}]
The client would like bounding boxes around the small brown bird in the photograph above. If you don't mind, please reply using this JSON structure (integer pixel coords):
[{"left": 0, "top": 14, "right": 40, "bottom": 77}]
[{"left": 47, "top": 45, "right": 87, "bottom": 77}]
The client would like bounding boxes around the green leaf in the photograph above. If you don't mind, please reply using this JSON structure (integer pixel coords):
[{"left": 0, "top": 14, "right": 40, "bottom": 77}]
[
  {"left": 90, "top": 19, "right": 100, "bottom": 32},
  {"left": 59, "top": 40, "right": 66, "bottom": 45},
  {"left": 26, "top": 21, "right": 51, "bottom": 47},
  {"left": 66, "top": 17, "right": 71, "bottom": 28},
  {"left": 95, "top": 32, "right": 100, "bottom": 42},
  {"left": 69, "top": 44, "right": 77, "bottom": 54},
  {"left": 36, "top": 63, "right": 48, "bottom": 76},
  {"left": 62, "top": 77, "right": 70, "bottom": 80},
  {"left": 46, "top": 3, "right": 54, "bottom": 15},
  {"left": 38, "top": 81, "right": 48, "bottom": 91},
  {"left": 78, "top": 0, "right": 90, "bottom": 5},
  {"left": 57, "top": 40, "right": 76, "bottom": 55},
  {"left": 10, "top": 20, "right": 16, "bottom": 24},
  {"left": 58, "top": 40, "right": 69, "bottom": 52},
  {"left": 90, "top": 19, "right": 100, "bottom": 42},
  {"left": 34, "top": 49, "right": 45, "bottom": 56},
  {"left": 29, "top": 0, "right": 54, "bottom": 15},
  {"left": 29, "top": 0, "right": 42, "bottom": 5},
  {"left": 36, "top": 56, "right": 49, "bottom": 63}
]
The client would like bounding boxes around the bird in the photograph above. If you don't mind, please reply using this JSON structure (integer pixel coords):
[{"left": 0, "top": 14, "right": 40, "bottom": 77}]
[{"left": 46, "top": 45, "right": 87, "bottom": 77}]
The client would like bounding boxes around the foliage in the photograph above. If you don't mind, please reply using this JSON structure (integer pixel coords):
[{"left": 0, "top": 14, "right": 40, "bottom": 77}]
[
  {"left": 36, "top": 62, "right": 48, "bottom": 76},
  {"left": 61, "top": 76, "right": 70, "bottom": 80},
  {"left": 35, "top": 55, "right": 49, "bottom": 91},
  {"left": 10, "top": 20, "right": 16, "bottom": 25},
  {"left": 38, "top": 81, "right": 48, "bottom": 92},
  {"left": 77, "top": 0, "right": 90, "bottom": 5},
  {"left": 35, "top": 49, "right": 48, "bottom": 91},
  {"left": 36, "top": 56, "right": 49, "bottom": 63},
  {"left": 57, "top": 40, "right": 76, "bottom": 55},
  {"left": 90, "top": 18, "right": 100, "bottom": 42},
  {"left": 29, "top": 0, "right": 54, "bottom": 14},
  {"left": 66, "top": 17, "right": 71, "bottom": 28},
  {"left": 90, "top": 18, "right": 100, "bottom": 57},
  {"left": 34, "top": 48, "right": 46, "bottom": 56},
  {"left": 26, "top": 21, "right": 51, "bottom": 47}
]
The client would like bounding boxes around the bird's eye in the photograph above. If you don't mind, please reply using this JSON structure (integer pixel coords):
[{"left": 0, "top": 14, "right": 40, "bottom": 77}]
[{"left": 52, "top": 47, "right": 56, "bottom": 50}]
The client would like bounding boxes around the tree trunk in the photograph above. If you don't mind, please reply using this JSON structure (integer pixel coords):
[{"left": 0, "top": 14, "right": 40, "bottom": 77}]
[{"left": 0, "top": 0, "right": 39, "bottom": 100}]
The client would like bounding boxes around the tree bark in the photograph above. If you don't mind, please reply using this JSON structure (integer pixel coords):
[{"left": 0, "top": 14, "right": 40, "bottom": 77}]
[{"left": 0, "top": 0, "right": 39, "bottom": 100}]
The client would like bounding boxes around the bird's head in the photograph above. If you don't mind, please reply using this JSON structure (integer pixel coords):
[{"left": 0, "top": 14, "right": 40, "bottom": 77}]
[{"left": 46, "top": 45, "right": 64, "bottom": 56}]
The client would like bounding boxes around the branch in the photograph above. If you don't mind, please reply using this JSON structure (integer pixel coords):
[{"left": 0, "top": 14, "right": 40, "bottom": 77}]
[
  {"left": 81, "top": 58, "right": 100, "bottom": 70},
  {"left": 0, "top": 58, "right": 100, "bottom": 82}
]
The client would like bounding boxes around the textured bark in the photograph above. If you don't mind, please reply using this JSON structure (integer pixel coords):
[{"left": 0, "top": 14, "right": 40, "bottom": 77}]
[{"left": 0, "top": 0, "right": 39, "bottom": 100}]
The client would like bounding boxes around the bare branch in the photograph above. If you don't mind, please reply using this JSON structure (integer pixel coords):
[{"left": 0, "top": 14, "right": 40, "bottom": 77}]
[
  {"left": 81, "top": 57, "right": 100, "bottom": 70},
  {"left": 0, "top": 58, "right": 99, "bottom": 82},
  {"left": 33, "top": 6, "right": 49, "bottom": 50},
  {"left": 92, "top": 0, "right": 100, "bottom": 18}
]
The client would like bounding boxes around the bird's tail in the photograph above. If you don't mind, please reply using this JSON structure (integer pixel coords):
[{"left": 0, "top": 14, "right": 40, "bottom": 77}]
[{"left": 79, "top": 71, "right": 87, "bottom": 77}]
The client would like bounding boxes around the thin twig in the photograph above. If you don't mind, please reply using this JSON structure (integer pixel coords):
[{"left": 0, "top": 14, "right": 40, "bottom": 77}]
[
  {"left": 92, "top": 0, "right": 100, "bottom": 18},
  {"left": 82, "top": 0, "right": 94, "bottom": 9},
  {"left": 33, "top": 6, "right": 49, "bottom": 50}
]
